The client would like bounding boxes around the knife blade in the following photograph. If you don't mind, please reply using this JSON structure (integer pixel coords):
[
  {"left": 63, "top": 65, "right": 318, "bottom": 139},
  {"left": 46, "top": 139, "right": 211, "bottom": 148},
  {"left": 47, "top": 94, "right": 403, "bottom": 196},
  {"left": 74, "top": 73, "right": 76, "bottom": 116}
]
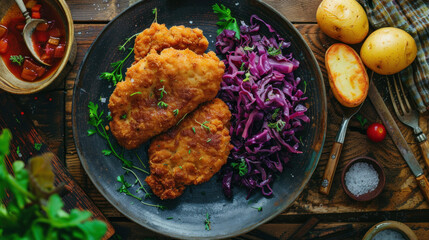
[
  {"left": 368, "top": 80, "right": 429, "bottom": 202},
  {"left": 368, "top": 80, "right": 423, "bottom": 177}
]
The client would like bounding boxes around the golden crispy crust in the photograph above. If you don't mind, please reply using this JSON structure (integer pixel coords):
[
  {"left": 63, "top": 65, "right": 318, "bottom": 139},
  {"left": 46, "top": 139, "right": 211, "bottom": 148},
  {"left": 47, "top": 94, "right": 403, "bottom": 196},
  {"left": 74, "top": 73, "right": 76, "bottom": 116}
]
[
  {"left": 325, "top": 43, "right": 368, "bottom": 108},
  {"left": 145, "top": 98, "right": 232, "bottom": 200},
  {"left": 108, "top": 48, "right": 225, "bottom": 149},
  {"left": 134, "top": 23, "right": 209, "bottom": 62}
]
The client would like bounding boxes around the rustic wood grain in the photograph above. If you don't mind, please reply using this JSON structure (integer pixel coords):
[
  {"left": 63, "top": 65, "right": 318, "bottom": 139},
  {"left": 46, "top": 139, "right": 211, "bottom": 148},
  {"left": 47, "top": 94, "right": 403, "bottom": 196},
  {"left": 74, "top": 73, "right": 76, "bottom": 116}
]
[
  {"left": 109, "top": 220, "right": 429, "bottom": 240},
  {"left": 66, "top": 0, "right": 322, "bottom": 23},
  {"left": 0, "top": 92, "right": 115, "bottom": 239}
]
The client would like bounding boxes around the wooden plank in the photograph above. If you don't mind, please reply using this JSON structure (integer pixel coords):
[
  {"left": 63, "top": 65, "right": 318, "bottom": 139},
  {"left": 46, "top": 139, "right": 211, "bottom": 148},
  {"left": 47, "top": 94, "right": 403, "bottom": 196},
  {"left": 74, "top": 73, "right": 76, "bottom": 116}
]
[
  {"left": 66, "top": 0, "right": 321, "bottom": 23},
  {"left": 109, "top": 220, "right": 429, "bottom": 240},
  {"left": 0, "top": 92, "right": 115, "bottom": 239},
  {"left": 11, "top": 91, "right": 65, "bottom": 163}
]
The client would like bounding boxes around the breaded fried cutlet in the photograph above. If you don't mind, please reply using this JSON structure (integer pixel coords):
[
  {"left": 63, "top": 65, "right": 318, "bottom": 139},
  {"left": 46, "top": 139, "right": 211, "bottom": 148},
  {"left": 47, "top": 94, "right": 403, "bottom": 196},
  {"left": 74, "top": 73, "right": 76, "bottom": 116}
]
[
  {"left": 108, "top": 48, "right": 225, "bottom": 149},
  {"left": 145, "top": 98, "right": 232, "bottom": 200},
  {"left": 134, "top": 23, "right": 209, "bottom": 62}
]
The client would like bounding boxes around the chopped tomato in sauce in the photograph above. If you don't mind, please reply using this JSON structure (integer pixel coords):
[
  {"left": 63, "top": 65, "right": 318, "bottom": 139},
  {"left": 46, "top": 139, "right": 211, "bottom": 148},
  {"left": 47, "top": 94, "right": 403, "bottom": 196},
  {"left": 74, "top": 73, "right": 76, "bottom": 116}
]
[{"left": 0, "top": 0, "right": 67, "bottom": 82}]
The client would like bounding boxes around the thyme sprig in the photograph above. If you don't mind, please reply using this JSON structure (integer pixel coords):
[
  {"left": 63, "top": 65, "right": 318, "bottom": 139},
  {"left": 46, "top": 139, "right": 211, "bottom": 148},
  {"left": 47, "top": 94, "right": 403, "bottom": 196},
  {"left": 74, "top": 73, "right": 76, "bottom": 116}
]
[
  {"left": 88, "top": 101, "right": 147, "bottom": 173},
  {"left": 116, "top": 175, "right": 165, "bottom": 210},
  {"left": 195, "top": 120, "right": 210, "bottom": 131},
  {"left": 99, "top": 33, "right": 139, "bottom": 85},
  {"left": 204, "top": 213, "right": 211, "bottom": 231},
  {"left": 9, "top": 55, "right": 24, "bottom": 66}
]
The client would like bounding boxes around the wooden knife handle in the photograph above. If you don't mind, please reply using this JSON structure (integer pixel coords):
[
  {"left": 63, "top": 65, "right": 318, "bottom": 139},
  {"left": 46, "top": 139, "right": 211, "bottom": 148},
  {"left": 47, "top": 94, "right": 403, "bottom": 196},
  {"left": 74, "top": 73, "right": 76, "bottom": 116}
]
[
  {"left": 419, "top": 140, "right": 429, "bottom": 172},
  {"left": 416, "top": 175, "right": 429, "bottom": 203},
  {"left": 320, "top": 142, "right": 343, "bottom": 195}
]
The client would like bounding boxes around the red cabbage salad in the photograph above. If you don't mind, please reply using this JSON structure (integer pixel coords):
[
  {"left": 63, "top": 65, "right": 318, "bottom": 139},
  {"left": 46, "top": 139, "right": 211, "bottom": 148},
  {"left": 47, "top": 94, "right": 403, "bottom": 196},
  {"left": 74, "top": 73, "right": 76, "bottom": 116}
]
[{"left": 216, "top": 14, "right": 309, "bottom": 199}]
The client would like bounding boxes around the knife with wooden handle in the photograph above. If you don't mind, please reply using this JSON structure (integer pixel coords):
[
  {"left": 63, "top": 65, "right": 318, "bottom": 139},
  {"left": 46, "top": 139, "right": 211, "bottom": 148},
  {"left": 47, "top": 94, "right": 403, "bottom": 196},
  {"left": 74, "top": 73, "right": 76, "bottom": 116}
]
[{"left": 368, "top": 80, "right": 429, "bottom": 202}]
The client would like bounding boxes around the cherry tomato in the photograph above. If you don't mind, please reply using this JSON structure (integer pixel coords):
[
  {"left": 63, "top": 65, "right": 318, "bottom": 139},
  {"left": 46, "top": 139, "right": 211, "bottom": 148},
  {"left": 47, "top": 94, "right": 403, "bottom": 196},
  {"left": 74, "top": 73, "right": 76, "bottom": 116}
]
[{"left": 366, "top": 123, "right": 386, "bottom": 142}]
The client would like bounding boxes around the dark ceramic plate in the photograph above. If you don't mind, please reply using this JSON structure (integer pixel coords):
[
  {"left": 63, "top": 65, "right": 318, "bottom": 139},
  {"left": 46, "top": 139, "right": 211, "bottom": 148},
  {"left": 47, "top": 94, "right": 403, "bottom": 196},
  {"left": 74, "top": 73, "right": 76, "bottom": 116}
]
[{"left": 72, "top": 0, "right": 326, "bottom": 238}]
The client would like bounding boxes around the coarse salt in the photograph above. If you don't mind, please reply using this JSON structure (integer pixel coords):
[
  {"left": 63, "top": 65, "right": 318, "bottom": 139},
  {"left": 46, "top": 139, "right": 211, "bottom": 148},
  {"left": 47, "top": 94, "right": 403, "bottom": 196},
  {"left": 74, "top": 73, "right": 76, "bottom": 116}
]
[
  {"left": 372, "top": 229, "right": 406, "bottom": 240},
  {"left": 345, "top": 162, "right": 379, "bottom": 197}
]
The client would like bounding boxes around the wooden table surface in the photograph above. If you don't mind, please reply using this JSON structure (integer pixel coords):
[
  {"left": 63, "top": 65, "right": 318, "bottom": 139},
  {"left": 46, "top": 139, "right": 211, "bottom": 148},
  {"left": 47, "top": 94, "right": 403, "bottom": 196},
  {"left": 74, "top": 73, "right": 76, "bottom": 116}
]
[{"left": 5, "top": 0, "right": 429, "bottom": 239}]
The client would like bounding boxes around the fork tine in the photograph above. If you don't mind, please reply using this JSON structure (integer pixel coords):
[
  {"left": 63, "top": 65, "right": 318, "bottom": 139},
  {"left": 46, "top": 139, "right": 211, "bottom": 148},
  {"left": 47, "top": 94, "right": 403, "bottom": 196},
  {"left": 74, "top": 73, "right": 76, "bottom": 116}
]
[
  {"left": 396, "top": 74, "right": 412, "bottom": 112},
  {"left": 388, "top": 77, "right": 402, "bottom": 117},
  {"left": 393, "top": 74, "right": 408, "bottom": 115}
]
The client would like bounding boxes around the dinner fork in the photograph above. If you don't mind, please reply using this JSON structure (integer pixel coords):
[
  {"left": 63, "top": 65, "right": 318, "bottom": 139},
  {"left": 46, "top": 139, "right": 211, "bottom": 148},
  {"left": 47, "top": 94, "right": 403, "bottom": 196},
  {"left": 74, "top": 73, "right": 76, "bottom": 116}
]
[{"left": 387, "top": 74, "right": 429, "bottom": 171}]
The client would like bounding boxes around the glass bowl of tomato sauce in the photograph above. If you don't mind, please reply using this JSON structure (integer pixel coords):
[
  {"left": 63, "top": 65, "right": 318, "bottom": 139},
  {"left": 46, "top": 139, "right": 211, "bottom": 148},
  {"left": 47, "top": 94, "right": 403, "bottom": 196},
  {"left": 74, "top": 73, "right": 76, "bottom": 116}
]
[{"left": 0, "top": 0, "right": 75, "bottom": 94}]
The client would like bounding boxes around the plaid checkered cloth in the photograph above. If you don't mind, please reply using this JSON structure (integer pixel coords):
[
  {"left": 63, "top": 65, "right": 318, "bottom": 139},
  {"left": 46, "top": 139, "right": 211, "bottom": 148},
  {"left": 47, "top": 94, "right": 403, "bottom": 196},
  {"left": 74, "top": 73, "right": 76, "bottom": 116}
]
[{"left": 359, "top": 0, "right": 429, "bottom": 112}]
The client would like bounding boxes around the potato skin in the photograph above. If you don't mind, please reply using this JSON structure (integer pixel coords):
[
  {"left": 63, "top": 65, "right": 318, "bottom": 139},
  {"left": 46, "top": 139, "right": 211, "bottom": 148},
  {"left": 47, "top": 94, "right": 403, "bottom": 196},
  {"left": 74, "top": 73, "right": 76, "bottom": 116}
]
[
  {"left": 326, "top": 43, "right": 369, "bottom": 108},
  {"left": 360, "top": 27, "right": 417, "bottom": 75},
  {"left": 316, "top": 0, "right": 369, "bottom": 44}
]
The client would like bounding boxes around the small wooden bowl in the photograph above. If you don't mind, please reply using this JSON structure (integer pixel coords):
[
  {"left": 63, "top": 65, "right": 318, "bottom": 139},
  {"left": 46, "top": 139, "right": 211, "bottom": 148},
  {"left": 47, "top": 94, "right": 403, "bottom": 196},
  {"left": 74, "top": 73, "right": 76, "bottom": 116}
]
[
  {"left": 362, "top": 220, "right": 418, "bottom": 240},
  {"left": 0, "top": 0, "right": 76, "bottom": 94},
  {"left": 341, "top": 156, "right": 385, "bottom": 201}
]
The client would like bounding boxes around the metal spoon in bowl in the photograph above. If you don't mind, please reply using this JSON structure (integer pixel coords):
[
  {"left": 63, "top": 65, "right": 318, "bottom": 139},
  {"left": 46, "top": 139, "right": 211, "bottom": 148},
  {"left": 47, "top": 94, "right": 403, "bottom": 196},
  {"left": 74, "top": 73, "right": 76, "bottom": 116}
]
[{"left": 14, "top": 0, "right": 50, "bottom": 66}]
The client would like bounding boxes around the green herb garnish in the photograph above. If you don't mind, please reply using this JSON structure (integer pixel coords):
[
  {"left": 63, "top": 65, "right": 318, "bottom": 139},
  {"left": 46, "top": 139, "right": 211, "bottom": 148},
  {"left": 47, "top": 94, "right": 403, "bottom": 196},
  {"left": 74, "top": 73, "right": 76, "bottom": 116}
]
[
  {"left": 100, "top": 33, "right": 138, "bottom": 85},
  {"left": 192, "top": 127, "right": 196, "bottom": 134},
  {"left": 173, "top": 109, "right": 179, "bottom": 116},
  {"left": 356, "top": 114, "right": 368, "bottom": 128},
  {"left": 157, "top": 101, "right": 168, "bottom": 108},
  {"left": 272, "top": 108, "right": 280, "bottom": 120},
  {"left": 158, "top": 86, "right": 167, "bottom": 100},
  {"left": 252, "top": 206, "right": 263, "bottom": 212},
  {"left": 268, "top": 119, "right": 286, "bottom": 132},
  {"left": 212, "top": 3, "right": 240, "bottom": 39},
  {"left": 152, "top": 8, "right": 158, "bottom": 23},
  {"left": 240, "top": 62, "right": 245, "bottom": 71},
  {"left": 231, "top": 158, "right": 248, "bottom": 176},
  {"left": 88, "top": 101, "right": 142, "bottom": 171},
  {"left": 166, "top": 217, "right": 173, "bottom": 220},
  {"left": 116, "top": 174, "right": 163, "bottom": 209},
  {"left": 16, "top": 146, "right": 20, "bottom": 156},
  {"left": 195, "top": 120, "right": 210, "bottom": 131},
  {"left": 303, "top": 80, "right": 307, "bottom": 94},
  {"left": 176, "top": 113, "right": 188, "bottom": 126},
  {"left": 0, "top": 129, "right": 107, "bottom": 239},
  {"left": 243, "top": 72, "right": 251, "bottom": 82},
  {"left": 206, "top": 138, "right": 211, "bottom": 143},
  {"left": 130, "top": 92, "right": 142, "bottom": 96},
  {"left": 121, "top": 114, "right": 127, "bottom": 119},
  {"left": 118, "top": 33, "right": 139, "bottom": 51},
  {"left": 243, "top": 46, "right": 254, "bottom": 51},
  {"left": 267, "top": 47, "right": 282, "bottom": 56},
  {"left": 188, "top": 149, "right": 191, "bottom": 154},
  {"left": 102, "top": 149, "right": 112, "bottom": 156},
  {"left": 34, "top": 143, "right": 42, "bottom": 151},
  {"left": 204, "top": 213, "right": 211, "bottom": 231},
  {"left": 9, "top": 55, "right": 24, "bottom": 66}
]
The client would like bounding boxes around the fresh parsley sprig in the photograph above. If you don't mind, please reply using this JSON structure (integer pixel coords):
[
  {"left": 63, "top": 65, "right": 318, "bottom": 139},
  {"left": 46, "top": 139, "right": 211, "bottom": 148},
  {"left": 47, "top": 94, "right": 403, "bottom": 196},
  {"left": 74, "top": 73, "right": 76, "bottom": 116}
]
[
  {"left": 99, "top": 34, "right": 137, "bottom": 85},
  {"left": 116, "top": 175, "right": 165, "bottom": 210},
  {"left": 267, "top": 47, "right": 282, "bottom": 56},
  {"left": 231, "top": 158, "right": 248, "bottom": 176},
  {"left": 268, "top": 119, "right": 286, "bottom": 132},
  {"left": 212, "top": 3, "right": 240, "bottom": 39},
  {"left": 0, "top": 129, "right": 107, "bottom": 239},
  {"left": 9, "top": 55, "right": 24, "bottom": 66},
  {"left": 195, "top": 120, "right": 210, "bottom": 131},
  {"left": 204, "top": 213, "right": 211, "bottom": 231},
  {"left": 88, "top": 101, "right": 144, "bottom": 171},
  {"left": 118, "top": 33, "right": 139, "bottom": 52}
]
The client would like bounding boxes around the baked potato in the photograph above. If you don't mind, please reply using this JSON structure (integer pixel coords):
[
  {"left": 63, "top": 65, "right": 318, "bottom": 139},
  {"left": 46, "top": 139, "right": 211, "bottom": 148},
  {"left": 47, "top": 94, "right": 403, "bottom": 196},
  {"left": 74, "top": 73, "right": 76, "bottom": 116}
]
[
  {"left": 316, "top": 0, "right": 369, "bottom": 44},
  {"left": 325, "top": 43, "right": 369, "bottom": 108},
  {"left": 360, "top": 27, "right": 417, "bottom": 75}
]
